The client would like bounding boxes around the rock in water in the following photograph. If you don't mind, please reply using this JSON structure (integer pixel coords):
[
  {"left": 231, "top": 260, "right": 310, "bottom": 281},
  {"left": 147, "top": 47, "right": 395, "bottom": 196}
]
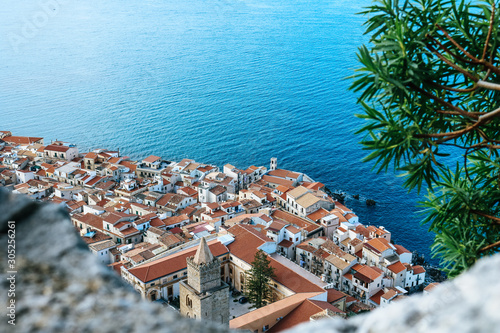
[{"left": 366, "top": 199, "right": 376, "bottom": 206}]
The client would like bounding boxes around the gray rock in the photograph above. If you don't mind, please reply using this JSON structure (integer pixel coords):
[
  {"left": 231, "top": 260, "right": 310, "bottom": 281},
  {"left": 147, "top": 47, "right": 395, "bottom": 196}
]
[{"left": 1, "top": 188, "right": 499, "bottom": 333}]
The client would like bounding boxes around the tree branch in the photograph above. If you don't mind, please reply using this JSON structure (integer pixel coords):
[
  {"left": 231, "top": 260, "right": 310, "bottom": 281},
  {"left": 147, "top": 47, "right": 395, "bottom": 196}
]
[
  {"left": 426, "top": 33, "right": 476, "bottom": 64},
  {"left": 434, "top": 22, "right": 500, "bottom": 76},
  {"left": 464, "top": 147, "right": 473, "bottom": 181},
  {"left": 471, "top": 143, "right": 500, "bottom": 150},
  {"left": 482, "top": 2, "right": 496, "bottom": 60},
  {"left": 471, "top": 210, "right": 500, "bottom": 225},
  {"left": 435, "top": 24, "right": 479, "bottom": 61},
  {"left": 479, "top": 239, "right": 500, "bottom": 253},
  {"left": 428, "top": 80, "right": 478, "bottom": 93},
  {"left": 436, "top": 110, "right": 485, "bottom": 116},
  {"left": 426, "top": 43, "right": 479, "bottom": 83},
  {"left": 478, "top": 106, "right": 500, "bottom": 122},
  {"left": 478, "top": 59, "right": 500, "bottom": 76},
  {"left": 414, "top": 118, "right": 482, "bottom": 140},
  {"left": 415, "top": 105, "right": 500, "bottom": 142},
  {"left": 476, "top": 80, "right": 500, "bottom": 91},
  {"left": 408, "top": 83, "right": 478, "bottom": 120}
]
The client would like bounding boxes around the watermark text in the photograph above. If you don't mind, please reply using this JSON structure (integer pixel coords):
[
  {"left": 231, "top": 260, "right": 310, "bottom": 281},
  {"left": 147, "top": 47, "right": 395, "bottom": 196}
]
[{"left": 6, "top": 220, "right": 16, "bottom": 326}]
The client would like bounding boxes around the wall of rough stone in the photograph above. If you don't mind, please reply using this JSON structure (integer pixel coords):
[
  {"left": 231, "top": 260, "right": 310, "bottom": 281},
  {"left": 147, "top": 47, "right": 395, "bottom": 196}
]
[{"left": 1, "top": 188, "right": 499, "bottom": 333}]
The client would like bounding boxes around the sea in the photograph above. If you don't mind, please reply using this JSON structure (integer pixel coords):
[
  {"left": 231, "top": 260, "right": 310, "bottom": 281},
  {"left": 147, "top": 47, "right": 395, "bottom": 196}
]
[{"left": 0, "top": 0, "right": 437, "bottom": 263}]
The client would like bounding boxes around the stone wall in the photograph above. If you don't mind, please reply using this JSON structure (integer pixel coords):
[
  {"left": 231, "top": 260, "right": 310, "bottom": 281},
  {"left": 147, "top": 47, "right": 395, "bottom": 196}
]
[{"left": 1, "top": 188, "right": 499, "bottom": 332}]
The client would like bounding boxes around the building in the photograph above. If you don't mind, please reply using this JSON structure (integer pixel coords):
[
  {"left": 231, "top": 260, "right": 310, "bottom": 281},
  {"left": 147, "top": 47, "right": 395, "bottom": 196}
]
[
  {"left": 122, "top": 237, "right": 229, "bottom": 302},
  {"left": 3, "top": 135, "right": 43, "bottom": 146},
  {"left": 230, "top": 292, "right": 344, "bottom": 333},
  {"left": 270, "top": 157, "right": 277, "bottom": 171},
  {"left": 15, "top": 169, "right": 34, "bottom": 184},
  {"left": 179, "top": 237, "right": 229, "bottom": 325},
  {"left": 136, "top": 155, "right": 170, "bottom": 178},
  {"left": 88, "top": 239, "right": 116, "bottom": 265},
  {"left": 44, "top": 143, "right": 79, "bottom": 161},
  {"left": 282, "top": 186, "right": 334, "bottom": 218}
]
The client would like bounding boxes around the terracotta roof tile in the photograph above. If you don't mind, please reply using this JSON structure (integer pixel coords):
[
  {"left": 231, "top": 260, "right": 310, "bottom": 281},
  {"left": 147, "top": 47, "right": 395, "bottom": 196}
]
[
  {"left": 143, "top": 155, "right": 161, "bottom": 163},
  {"left": 261, "top": 175, "right": 294, "bottom": 187},
  {"left": 327, "top": 289, "right": 347, "bottom": 303},
  {"left": 394, "top": 244, "right": 411, "bottom": 255},
  {"left": 387, "top": 261, "right": 406, "bottom": 274},
  {"left": 128, "top": 240, "right": 228, "bottom": 282},
  {"left": 45, "top": 144, "right": 70, "bottom": 152},
  {"left": 364, "top": 238, "right": 392, "bottom": 254},
  {"left": 306, "top": 208, "right": 330, "bottom": 222},
  {"left": 163, "top": 214, "right": 189, "bottom": 226},
  {"left": 268, "top": 299, "right": 342, "bottom": 332},
  {"left": 370, "top": 289, "right": 385, "bottom": 305},
  {"left": 278, "top": 239, "right": 294, "bottom": 248},
  {"left": 412, "top": 265, "right": 426, "bottom": 274},
  {"left": 4, "top": 136, "right": 43, "bottom": 145},
  {"left": 271, "top": 210, "right": 320, "bottom": 233}
]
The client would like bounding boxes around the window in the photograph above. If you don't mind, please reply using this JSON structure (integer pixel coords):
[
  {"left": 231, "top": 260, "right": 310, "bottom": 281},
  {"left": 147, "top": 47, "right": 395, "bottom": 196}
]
[
  {"left": 173, "top": 275, "right": 178, "bottom": 279},
  {"left": 186, "top": 295, "right": 192, "bottom": 308}
]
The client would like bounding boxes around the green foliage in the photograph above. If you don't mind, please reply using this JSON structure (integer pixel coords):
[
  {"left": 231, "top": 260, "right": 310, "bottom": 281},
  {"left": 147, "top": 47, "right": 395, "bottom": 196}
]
[
  {"left": 244, "top": 250, "right": 276, "bottom": 308},
  {"left": 351, "top": 0, "right": 500, "bottom": 277}
]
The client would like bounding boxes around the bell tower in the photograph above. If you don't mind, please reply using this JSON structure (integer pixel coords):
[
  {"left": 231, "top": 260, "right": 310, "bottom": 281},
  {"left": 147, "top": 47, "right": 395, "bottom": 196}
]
[
  {"left": 270, "top": 157, "right": 277, "bottom": 171},
  {"left": 180, "top": 237, "right": 229, "bottom": 325}
]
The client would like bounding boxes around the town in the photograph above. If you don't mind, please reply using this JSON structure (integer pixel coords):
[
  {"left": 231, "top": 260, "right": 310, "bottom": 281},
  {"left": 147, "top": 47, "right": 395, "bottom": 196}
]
[{"left": 0, "top": 131, "right": 438, "bottom": 332}]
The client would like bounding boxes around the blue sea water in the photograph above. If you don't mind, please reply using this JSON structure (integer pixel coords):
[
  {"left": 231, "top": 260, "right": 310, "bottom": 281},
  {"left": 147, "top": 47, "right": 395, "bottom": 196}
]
[{"left": 0, "top": 0, "right": 436, "bottom": 263}]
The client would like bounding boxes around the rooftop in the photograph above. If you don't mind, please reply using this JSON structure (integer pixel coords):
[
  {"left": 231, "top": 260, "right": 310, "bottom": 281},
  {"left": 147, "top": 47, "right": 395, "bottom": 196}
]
[{"left": 128, "top": 239, "right": 228, "bottom": 283}]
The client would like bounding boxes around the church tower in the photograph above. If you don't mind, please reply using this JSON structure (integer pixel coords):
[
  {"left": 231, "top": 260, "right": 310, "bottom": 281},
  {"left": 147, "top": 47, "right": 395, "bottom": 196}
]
[
  {"left": 180, "top": 237, "right": 229, "bottom": 325},
  {"left": 270, "top": 157, "right": 277, "bottom": 171}
]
